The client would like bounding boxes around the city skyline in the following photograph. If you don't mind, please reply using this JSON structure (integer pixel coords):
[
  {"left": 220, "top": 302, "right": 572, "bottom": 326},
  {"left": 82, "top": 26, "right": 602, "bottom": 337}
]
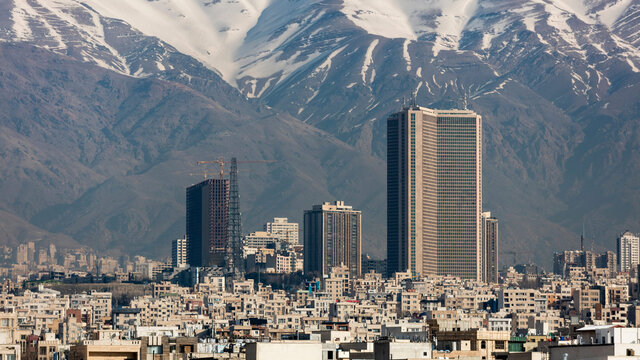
[{"left": 2, "top": 0, "right": 640, "bottom": 357}]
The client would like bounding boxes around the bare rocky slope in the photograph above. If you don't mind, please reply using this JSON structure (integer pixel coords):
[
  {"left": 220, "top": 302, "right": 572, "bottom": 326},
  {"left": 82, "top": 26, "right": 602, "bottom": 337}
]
[{"left": 0, "top": 43, "right": 385, "bottom": 258}]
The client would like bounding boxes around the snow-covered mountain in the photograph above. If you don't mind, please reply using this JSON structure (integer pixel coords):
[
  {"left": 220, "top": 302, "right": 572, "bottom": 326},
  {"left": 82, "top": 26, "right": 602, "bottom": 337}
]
[
  {"left": 2, "top": 0, "right": 640, "bottom": 266},
  {"left": 6, "top": 0, "right": 639, "bottom": 87}
]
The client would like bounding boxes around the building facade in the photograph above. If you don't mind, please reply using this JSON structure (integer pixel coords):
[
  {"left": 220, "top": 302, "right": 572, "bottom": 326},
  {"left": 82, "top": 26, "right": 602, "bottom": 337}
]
[
  {"left": 244, "top": 231, "right": 280, "bottom": 249},
  {"left": 481, "top": 212, "right": 499, "bottom": 284},
  {"left": 171, "top": 238, "right": 187, "bottom": 269},
  {"left": 186, "top": 179, "right": 229, "bottom": 267},
  {"left": 387, "top": 106, "right": 483, "bottom": 279},
  {"left": 304, "top": 201, "right": 361, "bottom": 278},
  {"left": 617, "top": 230, "right": 639, "bottom": 272},
  {"left": 264, "top": 217, "right": 299, "bottom": 245}
]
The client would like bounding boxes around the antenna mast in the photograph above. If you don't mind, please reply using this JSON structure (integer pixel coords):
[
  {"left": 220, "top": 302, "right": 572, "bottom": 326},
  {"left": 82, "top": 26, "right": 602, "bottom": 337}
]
[
  {"left": 228, "top": 157, "right": 244, "bottom": 278},
  {"left": 581, "top": 221, "right": 585, "bottom": 252}
]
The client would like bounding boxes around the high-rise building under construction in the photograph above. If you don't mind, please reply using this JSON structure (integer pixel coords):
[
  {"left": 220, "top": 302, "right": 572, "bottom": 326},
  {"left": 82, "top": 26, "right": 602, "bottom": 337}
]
[
  {"left": 387, "top": 106, "right": 483, "bottom": 280},
  {"left": 186, "top": 178, "right": 229, "bottom": 267}
]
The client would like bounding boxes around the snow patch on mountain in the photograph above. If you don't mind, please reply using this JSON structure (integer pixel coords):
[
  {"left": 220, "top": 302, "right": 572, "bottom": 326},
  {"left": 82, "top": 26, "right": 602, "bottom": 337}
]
[
  {"left": 361, "top": 39, "right": 378, "bottom": 84},
  {"left": 340, "top": 0, "right": 417, "bottom": 40},
  {"left": 11, "top": 0, "right": 33, "bottom": 40},
  {"left": 403, "top": 39, "right": 412, "bottom": 71},
  {"left": 597, "top": 0, "right": 634, "bottom": 26},
  {"left": 311, "top": 46, "right": 345, "bottom": 80},
  {"left": 83, "top": 0, "right": 270, "bottom": 82},
  {"left": 12, "top": 0, "right": 67, "bottom": 50},
  {"left": 539, "top": 0, "right": 582, "bottom": 50},
  {"left": 341, "top": 0, "right": 478, "bottom": 55}
]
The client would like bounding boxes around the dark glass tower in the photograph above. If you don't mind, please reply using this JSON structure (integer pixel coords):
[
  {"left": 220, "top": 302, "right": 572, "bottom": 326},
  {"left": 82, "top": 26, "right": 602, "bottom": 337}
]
[
  {"left": 186, "top": 178, "right": 229, "bottom": 267},
  {"left": 482, "top": 212, "right": 499, "bottom": 283}
]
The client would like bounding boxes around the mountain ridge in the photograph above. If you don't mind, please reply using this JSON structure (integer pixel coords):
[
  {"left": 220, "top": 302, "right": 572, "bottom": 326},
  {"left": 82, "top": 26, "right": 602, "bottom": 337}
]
[{"left": 0, "top": 42, "right": 386, "bottom": 259}]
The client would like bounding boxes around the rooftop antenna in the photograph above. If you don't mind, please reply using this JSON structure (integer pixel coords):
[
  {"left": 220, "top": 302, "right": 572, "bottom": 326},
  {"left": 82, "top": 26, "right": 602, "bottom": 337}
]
[
  {"left": 411, "top": 91, "right": 417, "bottom": 108},
  {"left": 402, "top": 96, "right": 406, "bottom": 109}
]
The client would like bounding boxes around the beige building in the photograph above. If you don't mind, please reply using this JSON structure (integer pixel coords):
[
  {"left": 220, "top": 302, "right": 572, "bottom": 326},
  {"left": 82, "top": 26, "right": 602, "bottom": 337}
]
[
  {"left": 434, "top": 330, "right": 510, "bottom": 360},
  {"left": 264, "top": 218, "right": 299, "bottom": 245},
  {"left": 387, "top": 107, "right": 483, "bottom": 280},
  {"left": 575, "top": 287, "right": 601, "bottom": 312},
  {"left": 70, "top": 340, "right": 141, "bottom": 360},
  {"left": 397, "top": 291, "right": 420, "bottom": 316},
  {"left": 244, "top": 232, "right": 280, "bottom": 249},
  {"left": 0, "top": 313, "right": 17, "bottom": 344},
  {"left": 324, "top": 265, "right": 351, "bottom": 300},
  {"left": 37, "top": 340, "right": 62, "bottom": 360},
  {"left": 0, "top": 345, "right": 19, "bottom": 360},
  {"left": 129, "top": 297, "right": 177, "bottom": 326},
  {"left": 498, "top": 289, "right": 538, "bottom": 313}
]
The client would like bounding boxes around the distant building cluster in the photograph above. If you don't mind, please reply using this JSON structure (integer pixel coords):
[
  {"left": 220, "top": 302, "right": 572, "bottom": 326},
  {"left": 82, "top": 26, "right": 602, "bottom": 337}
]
[{"left": 0, "top": 241, "right": 175, "bottom": 285}]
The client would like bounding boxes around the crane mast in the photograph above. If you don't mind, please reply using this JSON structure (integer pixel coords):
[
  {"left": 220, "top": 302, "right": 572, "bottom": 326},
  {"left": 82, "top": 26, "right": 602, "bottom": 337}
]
[{"left": 228, "top": 157, "right": 244, "bottom": 278}]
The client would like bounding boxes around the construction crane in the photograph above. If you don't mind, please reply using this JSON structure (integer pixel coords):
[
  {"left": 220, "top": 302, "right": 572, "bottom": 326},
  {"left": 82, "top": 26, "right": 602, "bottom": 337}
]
[
  {"left": 188, "top": 169, "right": 213, "bottom": 179},
  {"left": 196, "top": 157, "right": 276, "bottom": 179},
  {"left": 195, "top": 157, "right": 276, "bottom": 278},
  {"left": 188, "top": 168, "right": 248, "bottom": 180}
]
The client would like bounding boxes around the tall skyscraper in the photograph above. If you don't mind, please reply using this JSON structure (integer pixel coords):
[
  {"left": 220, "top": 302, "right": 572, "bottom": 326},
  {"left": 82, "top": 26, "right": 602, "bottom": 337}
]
[
  {"left": 387, "top": 106, "right": 482, "bottom": 279},
  {"left": 264, "top": 217, "right": 299, "bottom": 245},
  {"left": 172, "top": 238, "right": 187, "bottom": 268},
  {"left": 186, "top": 178, "right": 229, "bottom": 267},
  {"left": 304, "top": 201, "right": 361, "bottom": 278},
  {"left": 617, "top": 230, "right": 639, "bottom": 272},
  {"left": 481, "top": 212, "right": 498, "bottom": 283}
]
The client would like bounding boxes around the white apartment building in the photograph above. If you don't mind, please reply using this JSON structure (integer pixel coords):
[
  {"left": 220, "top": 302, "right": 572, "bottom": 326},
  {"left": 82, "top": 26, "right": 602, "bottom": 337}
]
[
  {"left": 244, "top": 231, "right": 280, "bottom": 249},
  {"left": 172, "top": 238, "right": 187, "bottom": 268},
  {"left": 617, "top": 230, "right": 639, "bottom": 272},
  {"left": 264, "top": 217, "right": 299, "bottom": 245}
]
